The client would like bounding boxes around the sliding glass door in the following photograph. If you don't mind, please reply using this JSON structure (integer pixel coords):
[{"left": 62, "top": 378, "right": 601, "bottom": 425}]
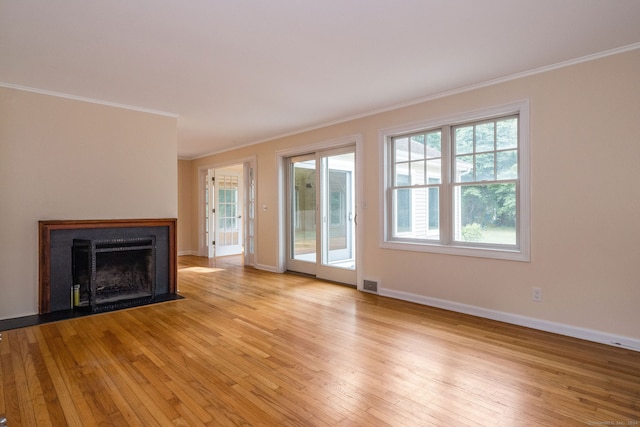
[{"left": 287, "top": 147, "right": 356, "bottom": 285}]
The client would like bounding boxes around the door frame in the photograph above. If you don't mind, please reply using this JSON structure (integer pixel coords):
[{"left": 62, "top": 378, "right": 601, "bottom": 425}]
[
  {"left": 197, "top": 156, "right": 257, "bottom": 267},
  {"left": 276, "top": 135, "right": 363, "bottom": 289}
]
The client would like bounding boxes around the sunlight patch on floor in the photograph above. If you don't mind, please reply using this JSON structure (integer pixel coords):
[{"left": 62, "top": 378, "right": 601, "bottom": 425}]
[{"left": 179, "top": 266, "right": 224, "bottom": 273}]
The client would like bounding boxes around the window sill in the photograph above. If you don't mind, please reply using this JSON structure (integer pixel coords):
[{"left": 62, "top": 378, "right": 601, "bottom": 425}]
[{"left": 380, "top": 240, "right": 530, "bottom": 262}]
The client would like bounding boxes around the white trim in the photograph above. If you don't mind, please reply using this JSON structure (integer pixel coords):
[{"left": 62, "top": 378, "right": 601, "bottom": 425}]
[
  {"left": 197, "top": 156, "right": 258, "bottom": 259},
  {"left": 276, "top": 134, "right": 364, "bottom": 284},
  {"left": 255, "top": 263, "right": 282, "bottom": 273},
  {"left": 178, "top": 250, "right": 199, "bottom": 256},
  {"left": 190, "top": 43, "right": 640, "bottom": 160},
  {"left": 378, "top": 100, "right": 529, "bottom": 142},
  {"left": 0, "top": 82, "right": 178, "bottom": 118},
  {"left": 243, "top": 158, "right": 258, "bottom": 269},
  {"left": 379, "top": 42, "right": 640, "bottom": 118},
  {"left": 379, "top": 287, "right": 640, "bottom": 353},
  {"left": 379, "top": 100, "right": 530, "bottom": 262},
  {"left": 275, "top": 135, "right": 361, "bottom": 158},
  {"left": 197, "top": 167, "right": 210, "bottom": 257}
]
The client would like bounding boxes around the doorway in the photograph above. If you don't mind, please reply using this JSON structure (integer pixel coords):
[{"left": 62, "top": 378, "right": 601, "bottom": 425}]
[
  {"left": 211, "top": 168, "right": 242, "bottom": 257},
  {"left": 202, "top": 160, "right": 256, "bottom": 267},
  {"left": 286, "top": 146, "right": 356, "bottom": 285}
]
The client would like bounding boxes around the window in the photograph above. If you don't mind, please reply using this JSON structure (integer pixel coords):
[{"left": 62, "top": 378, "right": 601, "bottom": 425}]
[
  {"left": 381, "top": 101, "right": 530, "bottom": 261},
  {"left": 390, "top": 130, "right": 442, "bottom": 240}
]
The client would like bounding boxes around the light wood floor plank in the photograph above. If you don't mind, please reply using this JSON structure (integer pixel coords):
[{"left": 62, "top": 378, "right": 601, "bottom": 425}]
[{"left": 1, "top": 254, "right": 639, "bottom": 426}]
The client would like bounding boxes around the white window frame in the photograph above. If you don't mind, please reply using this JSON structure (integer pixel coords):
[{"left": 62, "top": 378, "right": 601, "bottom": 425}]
[{"left": 379, "top": 100, "right": 530, "bottom": 261}]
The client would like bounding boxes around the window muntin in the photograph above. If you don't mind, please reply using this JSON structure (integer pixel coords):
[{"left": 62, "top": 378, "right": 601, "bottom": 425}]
[
  {"left": 453, "top": 117, "right": 518, "bottom": 183},
  {"left": 383, "top": 102, "right": 529, "bottom": 261}
]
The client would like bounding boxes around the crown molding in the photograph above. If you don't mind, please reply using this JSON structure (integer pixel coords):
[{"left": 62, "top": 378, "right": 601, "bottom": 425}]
[
  {"left": 191, "top": 42, "right": 640, "bottom": 160},
  {"left": 0, "top": 82, "right": 178, "bottom": 118}
]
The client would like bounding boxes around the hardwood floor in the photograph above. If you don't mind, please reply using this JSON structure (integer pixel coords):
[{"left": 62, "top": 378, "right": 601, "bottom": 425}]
[{"left": 1, "top": 255, "right": 639, "bottom": 426}]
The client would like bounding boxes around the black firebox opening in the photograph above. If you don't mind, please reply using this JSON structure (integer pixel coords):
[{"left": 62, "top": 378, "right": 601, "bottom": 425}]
[{"left": 72, "top": 237, "right": 156, "bottom": 312}]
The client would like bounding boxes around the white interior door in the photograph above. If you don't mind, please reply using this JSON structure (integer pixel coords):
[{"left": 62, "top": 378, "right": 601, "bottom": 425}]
[
  {"left": 213, "top": 168, "right": 244, "bottom": 257},
  {"left": 203, "top": 169, "right": 214, "bottom": 258},
  {"left": 286, "top": 147, "right": 356, "bottom": 285},
  {"left": 244, "top": 161, "right": 256, "bottom": 267}
]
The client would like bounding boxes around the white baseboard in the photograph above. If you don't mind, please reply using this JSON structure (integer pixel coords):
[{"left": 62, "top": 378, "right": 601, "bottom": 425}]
[
  {"left": 379, "top": 288, "right": 640, "bottom": 353},
  {"left": 176, "top": 252, "right": 280, "bottom": 272},
  {"left": 255, "top": 263, "right": 282, "bottom": 273},
  {"left": 177, "top": 250, "right": 199, "bottom": 256}
]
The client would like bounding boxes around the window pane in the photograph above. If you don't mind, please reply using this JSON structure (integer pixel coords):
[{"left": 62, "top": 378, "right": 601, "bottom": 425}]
[
  {"left": 456, "top": 155, "right": 474, "bottom": 182},
  {"left": 476, "top": 122, "right": 495, "bottom": 152},
  {"left": 476, "top": 153, "right": 495, "bottom": 181},
  {"left": 428, "top": 187, "right": 439, "bottom": 231},
  {"left": 426, "top": 159, "right": 441, "bottom": 184},
  {"left": 497, "top": 150, "right": 518, "bottom": 179},
  {"left": 395, "top": 188, "right": 411, "bottom": 233},
  {"left": 410, "top": 160, "right": 425, "bottom": 185},
  {"left": 410, "top": 134, "right": 425, "bottom": 159},
  {"left": 395, "top": 137, "right": 409, "bottom": 162},
  {"left": 393, "top": 187, "right": 439, "bottom": 240},
  {"left": 497, "top": 118, "right": 518, "bottom": 150},
  {"left": 455, "top": 126, "right": 474, "bottom": 155},
  {"left": 426, "top": 131, "right": 441, "bottom": 157},
  {"left": 395, "top": 163, "right": 409, "bottom": 186},
  {"left": 454, "top": 184, "right": 516, "bottom": 245}
]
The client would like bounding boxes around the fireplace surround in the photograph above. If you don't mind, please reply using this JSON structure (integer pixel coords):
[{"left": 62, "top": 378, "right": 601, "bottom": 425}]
[{"left": 39, "top": 219, "right": 177, "bottom": 314}]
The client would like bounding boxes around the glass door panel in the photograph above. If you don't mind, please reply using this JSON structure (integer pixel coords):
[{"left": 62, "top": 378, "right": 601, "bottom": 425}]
[
  {"left": 322, "top": 153, "right": 355, "bottom": 268},
  {"left": 215, "top": 171, "right": 243, "bottom": 257},
  {"left": 288, "top": 156, "right": 317, "bottom": 275},
  {"left": 287, "top": 147, "right": 356, "bottom": 285},
  {"left": 204, "top": 170, "right": 214, "bottom": 257},
  {"left": 244, "top": 162, "right": 256, "bottom": 266},
  {"left": 317, "top": 150, "right": 356, "bottom": 284}
]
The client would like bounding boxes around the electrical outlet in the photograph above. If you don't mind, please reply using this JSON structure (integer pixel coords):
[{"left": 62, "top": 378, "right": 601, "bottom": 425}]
[{"left": 532, "top": 287, "right": 543, "bottom": 302}]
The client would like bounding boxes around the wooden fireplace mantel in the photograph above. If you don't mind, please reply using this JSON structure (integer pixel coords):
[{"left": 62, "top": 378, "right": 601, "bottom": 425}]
[{"left": 39, "top": 218, "right": 177, "bottom": 314}]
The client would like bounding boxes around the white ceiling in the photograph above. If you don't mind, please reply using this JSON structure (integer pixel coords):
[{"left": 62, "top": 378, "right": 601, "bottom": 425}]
[{"left": 2, "top": 1, "right": 640, "bottom": 159}]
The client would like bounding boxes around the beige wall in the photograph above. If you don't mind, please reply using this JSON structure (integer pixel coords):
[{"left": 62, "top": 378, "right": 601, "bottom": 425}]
[
  {"left": 183, "top": 50, "right": 640, "bottom": 342},
  {"left": 178, "top": 159, "right": 194, "bottom": 254},
  {"left": 0, "top": 87, "right": 178, "bottom": 319}
]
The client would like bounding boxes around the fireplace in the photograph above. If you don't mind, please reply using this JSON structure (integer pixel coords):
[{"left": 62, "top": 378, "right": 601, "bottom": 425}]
[
  {"left": 39, "top": 219, "right": 177, "bottom": 314},
  {"left": 72, "top": 237, "right": 156, "bottom": 312}
]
